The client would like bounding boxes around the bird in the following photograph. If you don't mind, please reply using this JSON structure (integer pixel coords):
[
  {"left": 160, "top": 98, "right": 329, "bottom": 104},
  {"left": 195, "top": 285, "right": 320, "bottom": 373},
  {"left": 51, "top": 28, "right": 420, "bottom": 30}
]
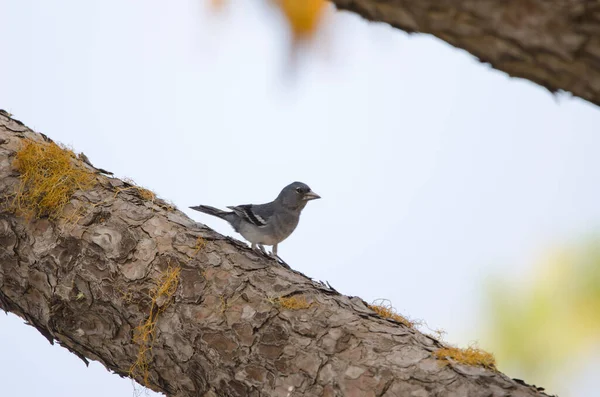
[{"left": 189, "top": 182, "right": 320, "bottom": 261}]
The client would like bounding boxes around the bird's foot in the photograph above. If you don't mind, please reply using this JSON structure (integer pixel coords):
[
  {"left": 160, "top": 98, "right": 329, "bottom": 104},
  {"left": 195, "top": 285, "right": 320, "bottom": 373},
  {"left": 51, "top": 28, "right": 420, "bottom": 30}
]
[
  {"left": 258, "top": 244, "right": 270, "bottom": 256},
  {"left": 252, "top": 244, "right": 289, "bottom": 268},
  {"left": 251, "top": 244, "right": 269, "bottom": 257},
  {"left": 272, "top": 253, "right": 290, "bottom": 269}
]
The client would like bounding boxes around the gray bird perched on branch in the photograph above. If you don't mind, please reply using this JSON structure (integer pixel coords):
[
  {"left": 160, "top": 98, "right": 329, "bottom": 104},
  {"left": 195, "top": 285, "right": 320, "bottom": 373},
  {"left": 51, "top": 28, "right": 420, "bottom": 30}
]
[{"left": 189, "top": 182, "right": 321, "bottom": 261}]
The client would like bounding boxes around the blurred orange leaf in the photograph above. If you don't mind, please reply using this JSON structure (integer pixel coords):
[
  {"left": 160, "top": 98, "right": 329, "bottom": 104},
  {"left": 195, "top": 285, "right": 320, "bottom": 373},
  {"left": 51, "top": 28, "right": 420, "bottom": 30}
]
[{"left": 277, "top": 0, "right": 328, "bottom": 40}]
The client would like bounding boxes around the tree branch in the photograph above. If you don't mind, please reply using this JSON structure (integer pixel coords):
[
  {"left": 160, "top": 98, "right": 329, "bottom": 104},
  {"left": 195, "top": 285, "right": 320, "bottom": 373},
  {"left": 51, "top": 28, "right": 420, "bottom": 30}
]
[
  {"left": 332, "top": 0, "right": 600, "bottom": 107},
  {"left": 0, "top": 111, "right": 551, "bottom": 396}
]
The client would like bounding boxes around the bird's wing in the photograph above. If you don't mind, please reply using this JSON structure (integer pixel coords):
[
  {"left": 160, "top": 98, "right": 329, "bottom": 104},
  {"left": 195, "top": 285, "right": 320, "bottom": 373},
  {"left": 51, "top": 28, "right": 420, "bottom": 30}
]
[{"left": 226, "top": 203, "right": 274, "bottom": 227}]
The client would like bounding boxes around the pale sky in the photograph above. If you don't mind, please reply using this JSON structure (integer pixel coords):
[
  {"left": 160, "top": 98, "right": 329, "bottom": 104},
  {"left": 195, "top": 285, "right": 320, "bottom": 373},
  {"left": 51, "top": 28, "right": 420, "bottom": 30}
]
[{"left": 1, "top": 1, "right": 600, "bottom": 396}]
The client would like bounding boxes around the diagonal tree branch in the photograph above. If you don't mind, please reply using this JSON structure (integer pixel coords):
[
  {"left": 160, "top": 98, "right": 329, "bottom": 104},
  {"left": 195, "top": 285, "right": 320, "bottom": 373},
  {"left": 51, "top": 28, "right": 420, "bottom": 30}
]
[
  {"left": 0, "top": 111, "right": 551, "bottom": 396},
  {"left": 332, "top": 0, "right": 600, "bottom": 107}
]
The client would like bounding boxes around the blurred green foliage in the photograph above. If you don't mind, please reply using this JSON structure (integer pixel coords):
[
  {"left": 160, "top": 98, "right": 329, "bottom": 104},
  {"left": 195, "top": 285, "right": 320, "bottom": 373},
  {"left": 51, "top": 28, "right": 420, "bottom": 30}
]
[{"left": 485, "top": 240, "right": 600, "bottom": 392}]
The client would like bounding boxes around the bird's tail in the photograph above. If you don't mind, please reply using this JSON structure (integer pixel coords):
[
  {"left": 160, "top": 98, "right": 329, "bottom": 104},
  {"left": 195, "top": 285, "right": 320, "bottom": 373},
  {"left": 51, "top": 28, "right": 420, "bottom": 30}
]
[{"left": 189, "top": 205, "right": 231, "bottom": 220}]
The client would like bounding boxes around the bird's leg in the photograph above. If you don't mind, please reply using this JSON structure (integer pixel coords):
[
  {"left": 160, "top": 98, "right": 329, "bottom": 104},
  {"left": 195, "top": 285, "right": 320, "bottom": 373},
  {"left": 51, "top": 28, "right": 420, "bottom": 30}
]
[
  {"left": 252, "top": 243, "right": 277, "bottom": 260},
  {"left": 251, "top": 243, "right": 263, "bottom": 254},
  {"left": 252, "top": 243, "right": 270, "bottom": 259},
  {"left": 258, "top": 244, "right": 269, "bottom": 256},
  {"left": 270, "top": 244, "right": 290, "bottom": 268}
]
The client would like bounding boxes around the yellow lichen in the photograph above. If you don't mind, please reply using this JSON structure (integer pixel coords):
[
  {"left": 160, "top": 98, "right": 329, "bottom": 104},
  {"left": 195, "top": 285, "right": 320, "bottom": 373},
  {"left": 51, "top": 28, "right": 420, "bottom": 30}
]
[
  {"left": 10, "top": 140, "right": 95, "bottom": 219},
  {"left": 189, "top": 237, "right": 206, "bottom": 259},
  {"left": 130, "top": 264, "right": 182, "bottom": 387},
  {"left": 368, "top": 299, "right": 420, "bottom": 328},
  {"left": 219, "top": 294, "right": 230, "bottom": 313},
  {"left": 114, "top": 177, "right": 174, "bottom": 212},
  {"left": 129, "top": 235, "right": 205, "bottom": 389},
  {"left": 272, "top": 295, "right": 313, "bottom": 310},
  {"left": 115, "top": 178, "right": 156, "bottom": 202},
  {"left": 428, "top": 327, "right": 447, "bottom": 342},
  {"left": 433, "top": 344, "right": 496, "bottom": 369},
  {"left": 136, "top": 187, "right": 156, "bottom": 201}
]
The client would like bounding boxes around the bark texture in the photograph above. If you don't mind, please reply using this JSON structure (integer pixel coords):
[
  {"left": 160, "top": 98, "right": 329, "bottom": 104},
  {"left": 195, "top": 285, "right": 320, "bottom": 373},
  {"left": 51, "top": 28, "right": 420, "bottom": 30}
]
[
  {"left": 0, "top": 112, "right": 551, "bottom": 397},
  {"left": 332, "top": 0, "right": 600, "bottom": 107}
]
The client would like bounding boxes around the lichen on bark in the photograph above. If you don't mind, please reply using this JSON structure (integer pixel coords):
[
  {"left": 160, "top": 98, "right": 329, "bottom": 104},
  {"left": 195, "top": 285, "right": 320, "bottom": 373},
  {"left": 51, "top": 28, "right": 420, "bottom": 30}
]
[{"left": 0, "top": 111, "right": 552, "bottom": 397}]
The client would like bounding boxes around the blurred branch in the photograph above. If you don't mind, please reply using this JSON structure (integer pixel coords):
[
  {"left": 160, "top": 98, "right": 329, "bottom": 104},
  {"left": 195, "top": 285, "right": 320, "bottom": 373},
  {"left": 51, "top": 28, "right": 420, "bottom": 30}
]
[{"left": 331, "top": 0, "right": 600, "bottom": 107}]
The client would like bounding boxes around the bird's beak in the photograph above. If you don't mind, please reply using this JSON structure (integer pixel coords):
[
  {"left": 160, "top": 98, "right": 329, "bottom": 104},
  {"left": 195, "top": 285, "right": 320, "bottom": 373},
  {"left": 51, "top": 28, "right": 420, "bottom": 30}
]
[{"left": 304, "top": 190, "right": 321, "bottom": 201}]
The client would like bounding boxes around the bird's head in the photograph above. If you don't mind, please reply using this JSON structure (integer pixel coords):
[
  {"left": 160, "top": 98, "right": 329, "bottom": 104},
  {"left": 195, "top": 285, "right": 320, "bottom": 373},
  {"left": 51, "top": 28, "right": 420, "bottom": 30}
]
[{"left": 277, "top": 181, "right": 321, "bottom": 210}]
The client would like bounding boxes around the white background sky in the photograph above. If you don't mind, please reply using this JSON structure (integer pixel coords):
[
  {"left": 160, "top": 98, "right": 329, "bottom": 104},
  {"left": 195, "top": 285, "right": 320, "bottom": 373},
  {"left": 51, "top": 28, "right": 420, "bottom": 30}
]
[{"left": 1, "top": 1, "right": 600, "bottom": 396}]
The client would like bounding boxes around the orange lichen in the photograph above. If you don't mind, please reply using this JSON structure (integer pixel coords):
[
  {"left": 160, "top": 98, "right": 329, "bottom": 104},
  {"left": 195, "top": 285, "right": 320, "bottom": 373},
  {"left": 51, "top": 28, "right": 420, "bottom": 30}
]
[
  {"left": 10, "top": 140, "right": 95, "bottom": 219},
  {"left": 433, "top": 344, "right": 497, "bottom": 369},
  {"left": 368, "top": 299, "right": 420, "bottom": 328},
  {"left": 130, "top": 264, "right": 182, "bottom": 386},
  {"left": 273, "top": 295, "right": 313, "bottom": 310}
]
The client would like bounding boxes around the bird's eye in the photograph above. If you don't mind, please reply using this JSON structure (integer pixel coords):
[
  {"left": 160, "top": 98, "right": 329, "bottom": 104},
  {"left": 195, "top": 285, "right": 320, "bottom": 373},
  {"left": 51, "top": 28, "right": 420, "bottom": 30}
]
[{"left": 295, "top": 187, "right": 303, "bottom": 193}]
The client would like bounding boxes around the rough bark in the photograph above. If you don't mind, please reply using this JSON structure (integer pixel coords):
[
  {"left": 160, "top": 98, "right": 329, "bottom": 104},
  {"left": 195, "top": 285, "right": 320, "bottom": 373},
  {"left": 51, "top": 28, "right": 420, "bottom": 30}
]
[
  {"left": 0, "top": 112, "right": 551, "bottom": 397},
  {"left": 332, "top": 0, "right": 600, "bottom": 107}
]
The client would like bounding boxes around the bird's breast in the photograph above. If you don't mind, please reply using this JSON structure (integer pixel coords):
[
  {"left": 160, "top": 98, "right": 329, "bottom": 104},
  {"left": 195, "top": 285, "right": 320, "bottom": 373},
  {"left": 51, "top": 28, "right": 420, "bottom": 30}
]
[
  {"left": 271, "top": 212, "right": 300, "bottom": 242},
  {"left": 237, "top": 222, "right": 280, "bottom": 245}
]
